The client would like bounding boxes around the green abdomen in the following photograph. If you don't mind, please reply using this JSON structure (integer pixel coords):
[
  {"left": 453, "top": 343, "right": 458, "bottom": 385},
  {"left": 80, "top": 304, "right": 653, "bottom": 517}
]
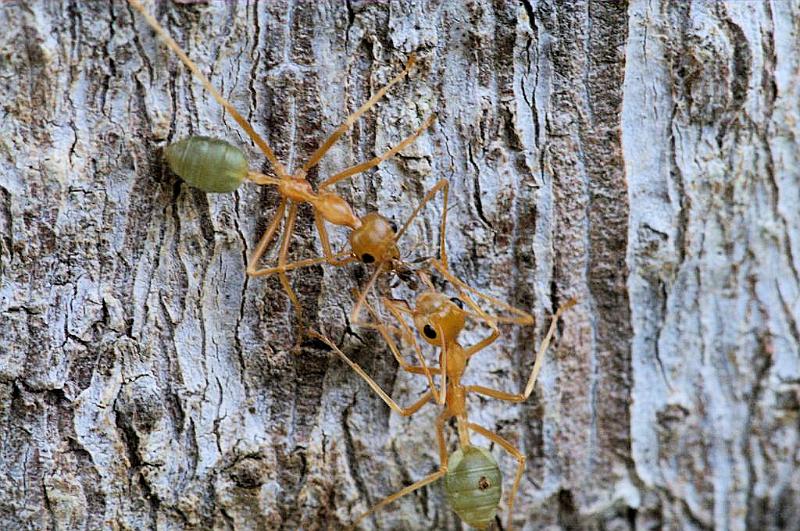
[
  {"left": 164, "top": 136, "right": 248, "bottom": 193},
  {"left": 444, "top": 446, "right": 502, "bottom": 529}
]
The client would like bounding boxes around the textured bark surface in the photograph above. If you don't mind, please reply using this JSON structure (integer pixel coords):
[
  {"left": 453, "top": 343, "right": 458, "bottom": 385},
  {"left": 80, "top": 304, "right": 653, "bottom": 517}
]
[{"left": 0, "top": 1, "right": 798, "bottom": 530}]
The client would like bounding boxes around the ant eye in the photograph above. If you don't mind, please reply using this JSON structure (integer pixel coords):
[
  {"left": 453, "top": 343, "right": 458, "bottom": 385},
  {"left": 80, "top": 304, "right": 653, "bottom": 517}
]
[
  {"left": 361, "top": 253, "right": 375, "bottom": 264},
  {"left": 450, "top": 297, "right": 464, "bottom": 309},
  {"left": 389, "top": 220, "right": 398, "bottom": 233},
  {"left": 423, "top": 324, "right": 437, "bottom": 339}
]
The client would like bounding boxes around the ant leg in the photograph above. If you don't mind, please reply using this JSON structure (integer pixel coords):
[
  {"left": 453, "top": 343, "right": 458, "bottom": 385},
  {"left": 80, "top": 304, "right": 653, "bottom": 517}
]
[
  {"left": 314, "top": 211, "right": 353, "bottom": 266},
  {"left": 358, "top": 297, "right": 411, "bottom": 353},
  {"left": 438, "top": 174, "right": 450, "bottom": 270},
  {"left": 246, "top": 171, "right": 282, "bottom": 186},
  {"left": 349, "top": 276, "right": 443, "bottom": 402},
  {"left": 386, "top": 298, "right": 445, "bottom": 404},
  {"left": 386, "top": 169, "right": 523, "bottom": 332},
  {"left": 383, "top": 297, "right": 414, "bottom": 316},
  {"left": 249, "top": 253, "right": 354, "bottom": 277},
  {"left": 349, "top": 262, "right": 385, "bottom": 326},
  {"left": 319, "top": 114, "right": 436, "bottom": 190},
  {"left": 467, "top": 423, "right": 526, "bottom": 531},
  {"left": 249, "top": 210, "right": 354, "bottom": 310},
  {"left": 429, "top": 258, "right": 535, "bottom": 326},
  {"left": 302, "top": 54, "right": 418, "bottom": 175},
  {"left": 394, "top": 178, "right": 449, "bottom": 242},
  {"left": 348, "top": 295, "right": 417, "bottom": 365},
  {"left": 353, "top": 294, "right": 404, "bottom": 337},
  {"left": 358, "top": 296, "right": 440, "bottom": 403},
  {"left": 246, "top": 198, "right": 287, "bottom": 275},
  {"left": 249, "top": 205, "right": 355, "bottom": 276},
  {"left": 128, "top": 0, "right": 288, "bottom": 178},
  {"left": 351, "top": 411, "right": 450, "bottom": 528},
  {"left": 463, "top": 326, "right": 501, "bottom": 359},
  {"left": 466, "top": 297, "right": 576, "bottom": 402},
  {"left": 373, "top": 296, "right": 447, "bottom": 401},
  {"left": 402, "top": 365, "right": 442, "bottom": 375},
  {"left": 401, "top": 175, "right": 528, "bottom": 328},
  {"left": 307, "top": 331, "right": 432, "bottom": 416},
  {"left": 277, "top": 203, "right": 300, "bottom": 310},
  {"left": 416, "top": 270, "right": 436, "bottom": 291}
]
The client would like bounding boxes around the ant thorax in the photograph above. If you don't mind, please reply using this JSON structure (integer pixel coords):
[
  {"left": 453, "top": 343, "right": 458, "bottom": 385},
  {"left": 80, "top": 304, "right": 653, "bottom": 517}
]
[
  {"left": 349, "top": 213, "right": 400, "bottom": 264},
  {"left": 277, "top": 178, "right": 314, "bottom": 202},
  {"left": 442, "top": 343, "right": 469, "bottom": 383},
  {"left": 314, "top": 192, "right": 361, "bottom": 229}
]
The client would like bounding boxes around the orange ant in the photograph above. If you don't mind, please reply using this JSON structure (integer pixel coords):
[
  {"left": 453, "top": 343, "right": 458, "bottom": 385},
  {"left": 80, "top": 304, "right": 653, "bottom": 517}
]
[
  {"left": 311, "top": 273, "right": 576, "bottom": 529},
  {"left": 129, "top": 0, "right": 438, "bottom": 312}
]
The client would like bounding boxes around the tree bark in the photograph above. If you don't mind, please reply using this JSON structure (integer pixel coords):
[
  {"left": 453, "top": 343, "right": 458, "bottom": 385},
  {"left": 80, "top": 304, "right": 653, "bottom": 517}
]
[{"left": 1, "top": 1, "right": 798, "bottom": 530}]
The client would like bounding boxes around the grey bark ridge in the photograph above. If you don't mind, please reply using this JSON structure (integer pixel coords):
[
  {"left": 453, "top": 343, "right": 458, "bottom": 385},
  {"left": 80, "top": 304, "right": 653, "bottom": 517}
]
[{"left": 0, "top": 1, "right": 798, "bottom": 530}]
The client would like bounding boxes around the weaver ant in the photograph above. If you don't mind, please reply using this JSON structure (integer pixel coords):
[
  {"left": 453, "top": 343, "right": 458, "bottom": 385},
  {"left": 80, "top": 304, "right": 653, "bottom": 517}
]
[
  {"left": 311, "top": 272, "right": 576, "bottom": 529},
  {"left": 129, "top": 0, "right": 438, "bottom": 313}
]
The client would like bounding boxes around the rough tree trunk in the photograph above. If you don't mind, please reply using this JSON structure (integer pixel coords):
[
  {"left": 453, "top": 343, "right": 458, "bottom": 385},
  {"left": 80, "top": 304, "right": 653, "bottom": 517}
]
[{"left": 1, "top": 1, "right": 798, "bottom": 530}]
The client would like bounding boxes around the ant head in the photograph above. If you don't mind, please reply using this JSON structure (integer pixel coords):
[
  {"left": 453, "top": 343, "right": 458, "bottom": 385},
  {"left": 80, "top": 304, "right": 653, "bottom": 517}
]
[
  {"left": 412, "top": 291, "right": 466, "bottom": 346},
  {"left": 349, "top": 213, "right": 400, "bottom": 265}
]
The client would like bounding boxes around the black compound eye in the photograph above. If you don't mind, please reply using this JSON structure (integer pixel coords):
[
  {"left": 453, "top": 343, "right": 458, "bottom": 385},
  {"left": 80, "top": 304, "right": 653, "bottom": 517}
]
[
  {"left": 361, "top": 253, "right": 375, "bottom": 264},
  {"left": 389, "top": 220, "right": 398, "bottom": 233},
  {"left": 450, "top": 297, "right": 464, "bottom": 309},
  {"left": 423, "top": 324, "right": 437, "bottom": 339}
]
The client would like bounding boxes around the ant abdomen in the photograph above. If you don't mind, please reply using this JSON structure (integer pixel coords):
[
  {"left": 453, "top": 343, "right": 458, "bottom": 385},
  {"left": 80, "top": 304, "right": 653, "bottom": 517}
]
[
  {"left": 444, "top": 446, "right": 502, "bottom": 529},
  {"left": 164, "top": 136, "right": 248, "bottom": 193}
]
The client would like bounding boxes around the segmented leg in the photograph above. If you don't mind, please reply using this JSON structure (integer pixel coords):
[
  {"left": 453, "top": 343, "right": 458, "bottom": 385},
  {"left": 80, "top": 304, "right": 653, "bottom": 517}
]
[
  {"left": 350, "top": 288, "right": 452, "bottom": 405},
  {"left": 416, "top": 271, "right": 436, "bottom": 291},
  {"left": 307, "top": 331, "right": 432, "bottom": 416},
  {"left": 382, "top": 297, "right": 451, "bottom": 403},
  {"left": 302, "top": 54, "right": 418, "bottom": 175},
  {"left": 394, "top": 178, "right": 449, "bottom": 244},
  {"left": 467, "top": 423, "right": 526, "bottom": 531},
  {"left": 249, "top": 253, "right": 353, "bottom": 277},
  {"left": 249, "top": 205, "right": 354, "bottom": 278},
  {"left": 404, "top": 177, "right": 532, "bottom": 328},
  {"left": 246, "top": 198, "right": 287, "bottom": 276},
  {"left": 435, "top": 177, "right": 450, "bottom": 270},
  {"left": 376, "top": 149, "right": 518, "bottom": 338},
  {"left": 361, "top": 297, "right": 432, "bottom": 372},
  {"left": 348, "top": 286, "right": 447, "bottom": 404},
  {"left": 246, "top": 171, "right": 282, "bottom": 186},
  {"left": 277, "top": 203, "right": 300, "bottom": 309},
  {"left": 383, "top": 297, "right": 414, "bottom": 314},
  {"left": 429, "top": 258, "right": 535, "bottom": 326},
  {"left": 349, "top": 262, "right": 385, "bottom": 327},
  {"left": 320, "top": 114, "right": 436, "bottom": 189},
  {"left": 463, "top": 326, "right": 500, "bottom": 358},
  {"left": 466, "top": 297, "right": 577, "bottom": 402},
  {"left": 349, "top": 295, "right": 412, "bottom": 338},
  {"left": 351, "top": 412, "right": 450, "bottom": 529},
  {"left": 379, "top": 296, "right": 445, "bottom": 403},
  {"left": 338, "top": 298, "right": 440, "bottom": 377},
  {"left": 314, "top": 211, "right": 354, "bottom": 266},
  {"left": 356, "top": 294, "right": 405, "bottom": 338},
  {"left": 128, "top": 0, "right": 288, "bottom": 178}
]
